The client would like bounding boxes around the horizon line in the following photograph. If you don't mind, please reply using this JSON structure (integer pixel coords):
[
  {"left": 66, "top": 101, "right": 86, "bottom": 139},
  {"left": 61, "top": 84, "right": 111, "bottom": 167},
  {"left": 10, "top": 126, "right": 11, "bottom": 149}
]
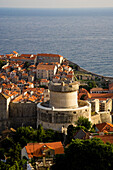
[{"left": 0, "top": 7, "right": 113, "bottom": 9}]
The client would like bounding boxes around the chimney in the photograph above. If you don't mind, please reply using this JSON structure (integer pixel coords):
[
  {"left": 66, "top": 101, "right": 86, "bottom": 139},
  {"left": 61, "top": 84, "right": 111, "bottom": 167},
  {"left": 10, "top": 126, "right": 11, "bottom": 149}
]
[{"left": 43, "top": 152, "right": 46, "bottom": 167}]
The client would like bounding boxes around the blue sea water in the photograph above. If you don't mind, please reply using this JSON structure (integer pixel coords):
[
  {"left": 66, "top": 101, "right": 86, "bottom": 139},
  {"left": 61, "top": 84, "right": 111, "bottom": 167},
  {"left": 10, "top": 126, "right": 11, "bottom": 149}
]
[{"left": 0, "top": 8, "right": 113, "bottom": 77}]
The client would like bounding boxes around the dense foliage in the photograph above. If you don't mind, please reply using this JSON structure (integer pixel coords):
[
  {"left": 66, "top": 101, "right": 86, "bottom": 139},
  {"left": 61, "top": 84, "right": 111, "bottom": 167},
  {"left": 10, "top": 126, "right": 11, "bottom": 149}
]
[
  {"left": 0, "top": 125, "right": 64, "bottom": 169},
  {"left": 52, "top": 138, "right": 113, "bottom": 170},
  {"left": 65, "top": 117, "right": 92, "bottom": 145},
  {"left": 88, "top": 81, "right": 96, "bottom": 90},
  {"left": 14, "top": 125, "right": 64, "bottom": 147},
  {"left": 75, "top": 116, "right": 92, "bottom": 131},
  {"left": 80, "top": 80, "right": 97, "bottom": 92}
]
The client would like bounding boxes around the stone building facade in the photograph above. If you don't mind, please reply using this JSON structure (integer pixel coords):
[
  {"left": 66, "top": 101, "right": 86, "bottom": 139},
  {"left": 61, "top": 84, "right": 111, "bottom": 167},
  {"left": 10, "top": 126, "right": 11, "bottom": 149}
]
[
  {"left": 37, "top": 53, "right": 63, "bottom": 64},
  {"left": 36, "top": 64, "right": 57, "bottom": 80},
  {"left": 89, "top": 98, "right": 112, "bottom": 125}
]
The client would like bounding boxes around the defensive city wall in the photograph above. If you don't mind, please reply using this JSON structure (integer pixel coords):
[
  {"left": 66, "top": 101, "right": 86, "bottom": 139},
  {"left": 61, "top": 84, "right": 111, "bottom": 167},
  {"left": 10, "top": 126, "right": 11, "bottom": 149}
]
[{"left": 9, "top": 102, "right": 37, "bottom": 129}]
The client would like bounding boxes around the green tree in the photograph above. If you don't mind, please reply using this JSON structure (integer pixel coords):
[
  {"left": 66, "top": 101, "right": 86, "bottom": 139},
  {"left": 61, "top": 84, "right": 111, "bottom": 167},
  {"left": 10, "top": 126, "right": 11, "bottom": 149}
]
[
  {"left": 75, "top": 116, "right": 92, "bottom": 131},
  {"left": 37, "top": 124, "right": 45, "bottom": 142},
  {"left": 9, "top": 161, "right": 19, "bottom": 170},
  {"left": 7, "top": 143, "right": 21, "bottom": 165},
  {"left": 43, "top": 129, "right": 64, "bottom": 143},
  {"left": 0, "top": 161, "right": 10, "bottom": 170},
  {"left": 43, "top": 129, "right": 55, "bottom": 142},
  {"left": 65, "top": 125, "right": 77, "bottom": 145},
  {"left": 88, "top": 81, "right": 96, "bottom": 90},
  {"left": 14, "top": 126, "right": 36, "bottom": 147},
  {"left": 52, "top": 138, "right": 113, "bottom": 170},
  {"left": 67, "top": 125, "right": 74, "bottom": 143}
]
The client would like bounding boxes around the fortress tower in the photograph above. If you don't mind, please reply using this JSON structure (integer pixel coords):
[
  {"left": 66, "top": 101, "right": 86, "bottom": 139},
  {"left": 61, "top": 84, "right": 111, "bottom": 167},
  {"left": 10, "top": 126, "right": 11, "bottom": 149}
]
[
  {"left": 49, "top": 81, "right": 79, "bottom": 109},
  {"left": 37, "top": 81, "right": 91, "bottom": 131}
]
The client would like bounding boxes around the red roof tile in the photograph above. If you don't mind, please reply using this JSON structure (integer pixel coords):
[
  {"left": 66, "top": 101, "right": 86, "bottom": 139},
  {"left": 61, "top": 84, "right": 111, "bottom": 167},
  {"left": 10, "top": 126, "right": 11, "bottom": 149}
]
[
  {"left": 37, "top": 64, "right": 55, "bottom": 70},
  {"left": 95, "top": 122, "right": 113, "bottom": 132},
  {"left": 93, "top": 135, "right": 113, "bottom": 144},
  {"left": 37, "top": 53, "right": 63, "bottom": 58},
  {"left": 25, "top": 142, "right": 64, "bottom": 158}
]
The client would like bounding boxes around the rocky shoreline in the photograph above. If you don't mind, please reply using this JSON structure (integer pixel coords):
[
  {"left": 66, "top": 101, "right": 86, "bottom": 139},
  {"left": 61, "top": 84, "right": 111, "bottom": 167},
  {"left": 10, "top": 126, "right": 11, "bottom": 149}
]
[{"left": 68, "top": 60, "right": 113, "bottom": 81}]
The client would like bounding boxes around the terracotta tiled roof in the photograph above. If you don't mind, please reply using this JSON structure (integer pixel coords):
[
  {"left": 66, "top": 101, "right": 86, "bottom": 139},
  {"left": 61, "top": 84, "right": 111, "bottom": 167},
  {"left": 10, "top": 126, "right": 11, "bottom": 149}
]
[
  {"left": 20, "top": 54, "right": 33, "bottom": 58},
  {"left": 25, "top": 142, "right": 64, "bottom": 159},
  {"left": 40, "top": 79, "right": 49, "bottom": 83},
  {"left": 22, "top": 73, "right": 28, "bottom": 76},
  {"left": 13, "top": 51, "right": 18, "bottom": 54},
  {"left": 6, "top": 54, "right": 13, "bottom": 57},
  {"left": 66, "top": 75, "right": 73, "bottom": 78},
  {"left": 11, "top": 56, "right": 36, "bottom": 60},
  {"left": 1, "top": 93, "right": 10, "bottom": 99},
  {"left": 17, "top": 79, "right": 26, "bottom": 84},
  {"left": 109, "top": 83, "right": 113, "bottom": 91},
  {"left": 12, "top": 95, "right": 23, "bottom": 102},
  {"left": 90, "top": 93, "right": 113, "bottom": 99},
  {"left": 37, "top": 53, "right": 63, "bottom": 58},
  {"left": 78, "top": 88, "right": 91, "bottom": 100},
  {"left": 37, "top": 64, "right": 55, "bottom": 70},
  {"left": 12, "top": 70, "right": 17, "bottom": 73},
  {"left": 29, "top": 65, "right": 36, "bottom": 68},
  {"left": 91, "top": 88, "right": 104, "bottom": 91},
  {"left": 95, "top": 122, "right": 113, "bottom": 132},
  {"left": 95, "top": 122, "right": 107, "bottom": 132},
  {"left": 1, "top": 76, "right": 6, "bottom": 80},
  {"left": 93, "top": 135, "right": 113, "bottom": 144},
  {"left": 53, "top": 76, "right": 60, "bottom": 79}
]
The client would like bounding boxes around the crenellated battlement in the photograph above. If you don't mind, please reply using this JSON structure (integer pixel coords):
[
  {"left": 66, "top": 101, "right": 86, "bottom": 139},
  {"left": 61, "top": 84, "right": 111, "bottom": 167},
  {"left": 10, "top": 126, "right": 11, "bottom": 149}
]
[{"left": 49, "top": 81, "right": 79, "bottom": 92}]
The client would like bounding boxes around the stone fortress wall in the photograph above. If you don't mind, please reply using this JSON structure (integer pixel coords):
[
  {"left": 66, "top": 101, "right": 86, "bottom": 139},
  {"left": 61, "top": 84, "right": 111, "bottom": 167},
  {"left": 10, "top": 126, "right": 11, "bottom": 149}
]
[
  {"left": 91, "top": 112, "right": 112, "bottom": 125},
  {"left": 9, "top": 102, "right": 37, "bottom": 129},
  {"left": 37, "top": 81, "right": 92, "bottom": 131},
  {"left": 37, "top": 100, "right": 91, "bottom": 131}
]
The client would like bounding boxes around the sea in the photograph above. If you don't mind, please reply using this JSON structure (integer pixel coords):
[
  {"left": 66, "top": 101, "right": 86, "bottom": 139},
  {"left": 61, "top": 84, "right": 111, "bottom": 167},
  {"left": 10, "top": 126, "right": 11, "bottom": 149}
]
[{"left": 0, "top": 8, "right": 113, "bottom": 77}]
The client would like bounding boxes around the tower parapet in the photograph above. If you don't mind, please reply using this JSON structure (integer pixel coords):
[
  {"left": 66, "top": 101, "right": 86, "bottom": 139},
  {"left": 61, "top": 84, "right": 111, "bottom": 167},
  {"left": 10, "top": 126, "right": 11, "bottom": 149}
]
[{"left": 49, "top": 81, "right": 79, "bottom": 92}]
